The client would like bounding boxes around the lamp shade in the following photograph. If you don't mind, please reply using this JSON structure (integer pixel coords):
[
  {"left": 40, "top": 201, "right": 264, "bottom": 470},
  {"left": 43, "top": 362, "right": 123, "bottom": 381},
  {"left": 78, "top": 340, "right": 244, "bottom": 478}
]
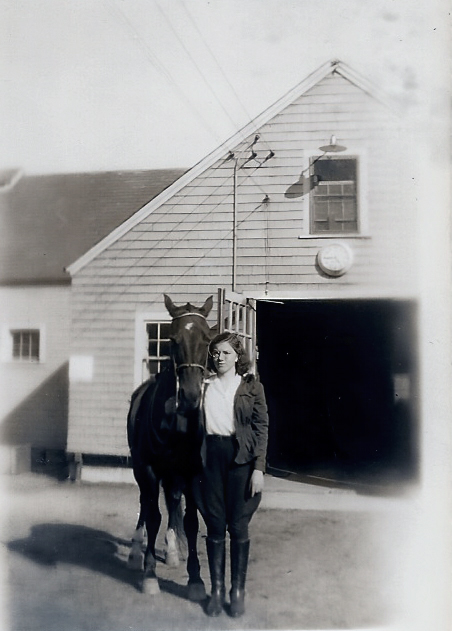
[{"left": 318, "top": 135, "right": 347, "bottom": 153}]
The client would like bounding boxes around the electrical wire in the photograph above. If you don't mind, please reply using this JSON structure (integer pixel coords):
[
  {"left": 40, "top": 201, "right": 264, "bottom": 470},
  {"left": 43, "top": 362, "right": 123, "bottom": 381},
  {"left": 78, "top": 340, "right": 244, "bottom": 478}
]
[
  {"left": 108, "top": 0, "right": 275, "bottom": 168},
  {"left": 71, "top": 161, "right": 272, "bottom": 337},
  {"left": 154, "top": 0, "right": 249, "bottom": 145},
  {"left": 71, "top": 157, "right": 237, "bottom": 321},
  {"left": 177, "top": 0, "right": 275, "bottom": 154},
  {"left": 106, "top": 0, "right": 276, "bottom": 196},
  {"left": 73, "top": 140, "right": 271, "bottom": 298},
  {"left": 163, "top": 195, "right": 272, "bottom": 293},
  {"left": 107, "top": 0, "right": 226, "bottom": 149},
  {"left": 73, "top": 158, "right": 269, "bottom": 301},
  {"left": 71, "top": 1, "right": 278, "bottom": 340},
  {"left": 71, "top": 135, "right": 274, "bottom": 333}
]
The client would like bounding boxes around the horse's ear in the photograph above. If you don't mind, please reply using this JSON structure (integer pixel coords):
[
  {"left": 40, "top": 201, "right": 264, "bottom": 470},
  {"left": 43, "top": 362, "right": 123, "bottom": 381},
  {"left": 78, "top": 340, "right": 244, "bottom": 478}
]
[
  {"left": 164, "top": 294, "right": 177, "bottom": 317},
  {"left": 199, "top": 295, "right": 214, "bottom": 317}
]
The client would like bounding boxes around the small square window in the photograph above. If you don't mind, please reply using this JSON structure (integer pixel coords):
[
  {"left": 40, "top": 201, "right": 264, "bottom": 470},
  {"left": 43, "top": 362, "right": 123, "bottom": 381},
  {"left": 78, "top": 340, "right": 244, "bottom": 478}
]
[
  {"left": 310, "top": 157, "right": 358, "bottom": 234},
  {"left": 11, "top": 330, "right": 40, "bottom": 362}
]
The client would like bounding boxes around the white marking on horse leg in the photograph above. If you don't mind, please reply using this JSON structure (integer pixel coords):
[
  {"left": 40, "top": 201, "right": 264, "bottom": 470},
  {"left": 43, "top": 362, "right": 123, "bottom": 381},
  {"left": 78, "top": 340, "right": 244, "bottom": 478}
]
[
  {"left": 128, "top": 527, "right": 145, "bottom": 570},
  {"left": 142, "top": 577, "right": 160, "bottom": 595},
  {"left": 134, "top": 525, "right": 146, "bottom": 543},
  {"left": 165, "top": 528, "right": 180, "bottom": 567}
]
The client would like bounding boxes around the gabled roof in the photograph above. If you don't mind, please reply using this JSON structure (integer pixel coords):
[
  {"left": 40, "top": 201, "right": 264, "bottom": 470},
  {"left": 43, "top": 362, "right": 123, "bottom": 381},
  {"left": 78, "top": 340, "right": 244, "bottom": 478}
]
[
  {"left": 67, "top": 59, "right": 397, "bottom": 276},
  {"left": 0, "top": 168, "right": 185, "bottom": 284}
]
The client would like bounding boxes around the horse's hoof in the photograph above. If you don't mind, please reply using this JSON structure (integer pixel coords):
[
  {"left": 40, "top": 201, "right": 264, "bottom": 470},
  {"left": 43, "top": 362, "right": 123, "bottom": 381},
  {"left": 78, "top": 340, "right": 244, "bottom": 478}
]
[
  {"left": 165, "top": 551, "right": 180, "bottom": 567},
  {"left": 205, "top": 592, "right": 225, "bottom": 617},
  {"left": 142, "top": 577, "right": 160, "bottom": 595},
  {"left": 127, "top": 552, "right": 144, "bottom": 571},
  {"left": 187, "top": 579, "right": 206, "bottom": 602}
]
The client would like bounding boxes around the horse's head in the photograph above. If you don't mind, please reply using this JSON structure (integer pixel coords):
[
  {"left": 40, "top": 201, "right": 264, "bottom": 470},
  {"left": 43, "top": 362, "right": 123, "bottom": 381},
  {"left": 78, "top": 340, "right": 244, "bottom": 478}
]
[{"left": 164, "top": 294, "right": 213, "bottom": 413}]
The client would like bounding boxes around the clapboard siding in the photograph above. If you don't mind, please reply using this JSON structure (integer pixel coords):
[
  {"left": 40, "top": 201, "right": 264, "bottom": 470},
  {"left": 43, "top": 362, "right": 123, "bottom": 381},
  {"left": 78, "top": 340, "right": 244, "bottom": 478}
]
[{"left": 67, "top": 69, "right": 416, "bottom": 455}]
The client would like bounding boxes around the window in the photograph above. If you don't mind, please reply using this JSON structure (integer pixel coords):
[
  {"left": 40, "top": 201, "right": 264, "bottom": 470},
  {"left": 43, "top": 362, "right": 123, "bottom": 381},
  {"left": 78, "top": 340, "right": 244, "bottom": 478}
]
[
  {"left": 11, "top": 329, "right": 40, "bottom": 362},
  {"left": 310, "top": 157, "right": 358, "bottom": 234},
  {"left": 145, "top": 322, "right": 171, "bottom": 375}
]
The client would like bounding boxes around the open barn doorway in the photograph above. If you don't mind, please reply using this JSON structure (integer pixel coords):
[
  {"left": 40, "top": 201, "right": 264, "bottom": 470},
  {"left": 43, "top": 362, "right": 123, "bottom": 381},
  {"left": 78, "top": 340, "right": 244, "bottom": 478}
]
[{"left": 256, "top": 299, "right": 419, "bottom": 487}]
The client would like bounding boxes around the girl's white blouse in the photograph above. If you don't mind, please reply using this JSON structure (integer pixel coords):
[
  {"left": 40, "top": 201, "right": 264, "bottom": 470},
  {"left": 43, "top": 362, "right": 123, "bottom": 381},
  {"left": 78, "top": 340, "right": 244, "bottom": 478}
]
[{"left": 204, "top": 373, "right": 241, "bottom": 436}]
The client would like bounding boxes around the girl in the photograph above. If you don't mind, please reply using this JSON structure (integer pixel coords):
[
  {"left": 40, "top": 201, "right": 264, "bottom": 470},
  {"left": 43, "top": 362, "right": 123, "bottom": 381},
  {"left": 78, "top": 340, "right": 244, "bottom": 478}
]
[{"left": 194, "top": 332, "right": 269, "bottom": 617}]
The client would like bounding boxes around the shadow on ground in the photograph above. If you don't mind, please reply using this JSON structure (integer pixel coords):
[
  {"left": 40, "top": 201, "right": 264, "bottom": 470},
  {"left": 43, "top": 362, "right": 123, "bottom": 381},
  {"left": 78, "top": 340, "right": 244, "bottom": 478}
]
[
  {"left": 7, "top": 522, "right": 197, "bottom": 603},
  {"left": 4, "top": 476, "right": 409, "bottom": 630}
]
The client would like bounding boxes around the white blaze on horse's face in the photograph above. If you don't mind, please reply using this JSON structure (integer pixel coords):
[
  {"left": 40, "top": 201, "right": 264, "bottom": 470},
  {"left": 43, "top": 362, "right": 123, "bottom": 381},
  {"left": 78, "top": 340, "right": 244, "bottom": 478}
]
[{"left": 185, "top": 322, "right": 194, "bottom": 331}]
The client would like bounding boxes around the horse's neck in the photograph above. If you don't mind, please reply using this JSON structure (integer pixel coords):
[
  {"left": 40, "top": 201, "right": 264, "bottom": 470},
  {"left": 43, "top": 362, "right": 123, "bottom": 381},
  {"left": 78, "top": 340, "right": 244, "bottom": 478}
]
[{"left": 158, "top": 367, "right": 177, "bottom": 397}]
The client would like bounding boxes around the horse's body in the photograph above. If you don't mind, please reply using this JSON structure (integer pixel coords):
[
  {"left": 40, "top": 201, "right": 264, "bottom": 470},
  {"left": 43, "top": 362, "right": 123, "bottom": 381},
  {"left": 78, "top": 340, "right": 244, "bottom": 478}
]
[{"left": 127, "top": 294, "right": 213, "bottom": 599}]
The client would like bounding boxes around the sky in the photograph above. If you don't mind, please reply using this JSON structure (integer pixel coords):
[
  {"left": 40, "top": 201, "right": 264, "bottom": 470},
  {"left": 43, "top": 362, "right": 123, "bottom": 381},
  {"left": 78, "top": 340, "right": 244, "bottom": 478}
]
[{"left": 0, "top": 0, "right": 449, "bottom": 175}]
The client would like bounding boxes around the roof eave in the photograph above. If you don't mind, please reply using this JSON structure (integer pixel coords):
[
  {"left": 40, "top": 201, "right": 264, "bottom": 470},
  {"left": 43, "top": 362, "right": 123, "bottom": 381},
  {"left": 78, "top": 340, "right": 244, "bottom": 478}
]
[
  {"left": 333, "top": 63, "right": 398, "bottom": 112},
  {"left": 0, "top": 277, "right": 72, "bottom": 287}
]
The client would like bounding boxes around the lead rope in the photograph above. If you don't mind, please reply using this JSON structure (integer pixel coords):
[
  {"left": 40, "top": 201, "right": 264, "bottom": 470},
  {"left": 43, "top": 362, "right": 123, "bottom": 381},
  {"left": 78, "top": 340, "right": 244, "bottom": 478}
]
[{"left": 174, "top": 360, "right": 180, "bottom": 410}]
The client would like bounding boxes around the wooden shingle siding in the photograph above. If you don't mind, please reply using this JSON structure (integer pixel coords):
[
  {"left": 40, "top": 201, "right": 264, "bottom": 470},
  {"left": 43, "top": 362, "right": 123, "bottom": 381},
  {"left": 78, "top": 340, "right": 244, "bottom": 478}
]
[{"left": 67, "top": 69, "right": 416, "bottom": 456}]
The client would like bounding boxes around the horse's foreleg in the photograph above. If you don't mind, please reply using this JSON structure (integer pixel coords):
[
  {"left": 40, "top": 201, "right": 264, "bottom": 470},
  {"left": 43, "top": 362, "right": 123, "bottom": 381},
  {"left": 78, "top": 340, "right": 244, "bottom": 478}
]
[
  {"left": 163, "top": 481, "right": 183, "bottom": 567},
  {"left": 128, "top": 512, "right": 146, "bottom": 571},
  {"left": 184, "top": 488, "right": 206, "bottom": 602},
  {"left": 143, "top": 496, "right": 162, "bottom": 594},
  {"left": 135, "top": 467, "right": 162, "bottom": 596},
  {"left": 142, "top": 500, "right": 162, "bottom": 595}
]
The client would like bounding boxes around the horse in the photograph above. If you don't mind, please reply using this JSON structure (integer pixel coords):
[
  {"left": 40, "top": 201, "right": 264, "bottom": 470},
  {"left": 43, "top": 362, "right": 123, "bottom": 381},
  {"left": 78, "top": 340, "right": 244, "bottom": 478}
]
[{"left": 127, "top": 294, "right": 213, "bottom": 600}]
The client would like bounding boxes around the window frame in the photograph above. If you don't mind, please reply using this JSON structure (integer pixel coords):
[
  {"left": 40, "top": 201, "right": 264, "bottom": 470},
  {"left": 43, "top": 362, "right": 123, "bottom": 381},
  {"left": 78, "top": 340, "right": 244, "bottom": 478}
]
[
  {"left": 134, "top": 311, "right": 172, "bottom": 387},
  {"left": 11, "top": 329, "right": 41, "bottom": 362},
  {"left": 298, "top": 145, "right": 369, "bottom": 238},
  {"left": 0, "top": 324, "right": 46, "bottom": 364},
  {"left": 145, "top": 321, "right": 172, "bottom": 377},
  {"left": 310, "top": 155, "right": 359, "bottom": 235}
]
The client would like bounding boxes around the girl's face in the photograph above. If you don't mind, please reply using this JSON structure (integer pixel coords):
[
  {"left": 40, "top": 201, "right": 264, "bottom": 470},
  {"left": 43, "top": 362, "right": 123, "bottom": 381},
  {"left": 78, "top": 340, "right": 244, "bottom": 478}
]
[{"left": 211, "top": 341, "right": 238, "bottom": 375}]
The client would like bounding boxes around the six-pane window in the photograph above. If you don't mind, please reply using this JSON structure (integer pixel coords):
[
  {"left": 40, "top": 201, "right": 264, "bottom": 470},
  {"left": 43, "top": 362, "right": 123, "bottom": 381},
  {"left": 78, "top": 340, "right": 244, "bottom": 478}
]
[
  {"left": 11, "top": 330, "right": 40, "bottom": 361},
  {"left": 310, "top": 157, "right": 358, "bottom": 234},
  {"left": 146, "top": 322, "right": 171, "bottom": 375}
]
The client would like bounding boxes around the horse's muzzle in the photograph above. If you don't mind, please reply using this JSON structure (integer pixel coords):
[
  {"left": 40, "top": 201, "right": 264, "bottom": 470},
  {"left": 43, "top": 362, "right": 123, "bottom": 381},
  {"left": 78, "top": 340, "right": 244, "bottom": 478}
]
[{"left": 178, "top": 390, "right": 202, "bottom": 413}]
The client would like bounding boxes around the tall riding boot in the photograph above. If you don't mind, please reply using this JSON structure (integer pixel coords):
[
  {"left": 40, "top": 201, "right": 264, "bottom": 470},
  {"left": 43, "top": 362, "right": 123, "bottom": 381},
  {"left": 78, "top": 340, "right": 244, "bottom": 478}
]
[
  {"left": 205, "top": 537, "right": 226, "bottom": 616},
  {"left": 229, "top": 538, "right": 250, "bottom": 617}
]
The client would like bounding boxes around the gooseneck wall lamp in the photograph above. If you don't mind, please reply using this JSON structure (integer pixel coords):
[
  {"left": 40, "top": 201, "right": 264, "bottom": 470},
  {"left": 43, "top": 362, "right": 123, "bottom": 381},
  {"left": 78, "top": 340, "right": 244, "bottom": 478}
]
[{"left": 284, "top": 135, "right": 347, "bottom": 199}]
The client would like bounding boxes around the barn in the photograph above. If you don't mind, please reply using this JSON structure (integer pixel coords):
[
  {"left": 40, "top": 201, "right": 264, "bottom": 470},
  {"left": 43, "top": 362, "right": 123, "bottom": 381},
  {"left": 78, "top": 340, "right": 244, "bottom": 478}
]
[{"left": 66, "top": 60, "right": 419, "bottom": 487}]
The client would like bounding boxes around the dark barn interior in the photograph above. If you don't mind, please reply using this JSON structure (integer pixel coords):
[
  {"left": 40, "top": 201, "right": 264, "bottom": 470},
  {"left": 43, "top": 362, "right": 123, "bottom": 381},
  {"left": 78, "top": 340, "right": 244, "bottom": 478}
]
[{"left": 257, "top": 299, "right": 419, "bottom": 487}]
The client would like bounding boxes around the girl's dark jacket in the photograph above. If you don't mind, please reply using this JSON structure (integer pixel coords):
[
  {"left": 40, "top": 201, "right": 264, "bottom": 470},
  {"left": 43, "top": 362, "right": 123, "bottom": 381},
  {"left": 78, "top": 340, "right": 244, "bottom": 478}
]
[{"left": 201, "top": 373, "right": 269, "bottom": 472}]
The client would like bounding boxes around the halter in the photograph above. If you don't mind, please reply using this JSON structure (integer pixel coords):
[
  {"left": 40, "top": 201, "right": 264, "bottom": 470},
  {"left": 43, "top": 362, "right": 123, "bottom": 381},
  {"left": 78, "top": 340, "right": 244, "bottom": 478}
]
[
  {"left": 171, "top": 311, "right": 209, "bottom": 372},
  {"left": 171, "top": 312, "right": 207, "bottom": 321},
  {"left": 170, "top": 310, "right": 209, "bottom": 408},
  {"left": 176, "top": 362, "right": 206, "bottom": 372}
]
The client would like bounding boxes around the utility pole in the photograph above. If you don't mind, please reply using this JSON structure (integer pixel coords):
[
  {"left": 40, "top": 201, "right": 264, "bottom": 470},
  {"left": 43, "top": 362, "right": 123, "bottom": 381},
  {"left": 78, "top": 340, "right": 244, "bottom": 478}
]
[{"left": 232, "top": 157, "right": 238, "bottom": 292}]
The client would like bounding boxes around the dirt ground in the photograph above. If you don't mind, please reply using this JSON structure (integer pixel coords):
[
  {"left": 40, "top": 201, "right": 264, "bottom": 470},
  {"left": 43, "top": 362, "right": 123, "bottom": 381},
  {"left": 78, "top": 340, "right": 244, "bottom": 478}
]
[{"left": 0, "top": 472, "right": 424, "bottom": 631}]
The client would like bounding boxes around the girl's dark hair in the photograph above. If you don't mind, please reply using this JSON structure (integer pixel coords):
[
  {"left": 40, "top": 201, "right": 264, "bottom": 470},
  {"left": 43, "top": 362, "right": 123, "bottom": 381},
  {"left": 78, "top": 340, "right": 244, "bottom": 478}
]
[{"left": 208, "top": 332, "right": 250, "bottom": 375}]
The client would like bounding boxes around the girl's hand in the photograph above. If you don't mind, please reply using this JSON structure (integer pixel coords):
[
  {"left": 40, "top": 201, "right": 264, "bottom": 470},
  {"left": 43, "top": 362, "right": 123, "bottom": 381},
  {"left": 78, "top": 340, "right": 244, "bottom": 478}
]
[{"left": 250, "top": 469, "right": 264, "bottom": 496}]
